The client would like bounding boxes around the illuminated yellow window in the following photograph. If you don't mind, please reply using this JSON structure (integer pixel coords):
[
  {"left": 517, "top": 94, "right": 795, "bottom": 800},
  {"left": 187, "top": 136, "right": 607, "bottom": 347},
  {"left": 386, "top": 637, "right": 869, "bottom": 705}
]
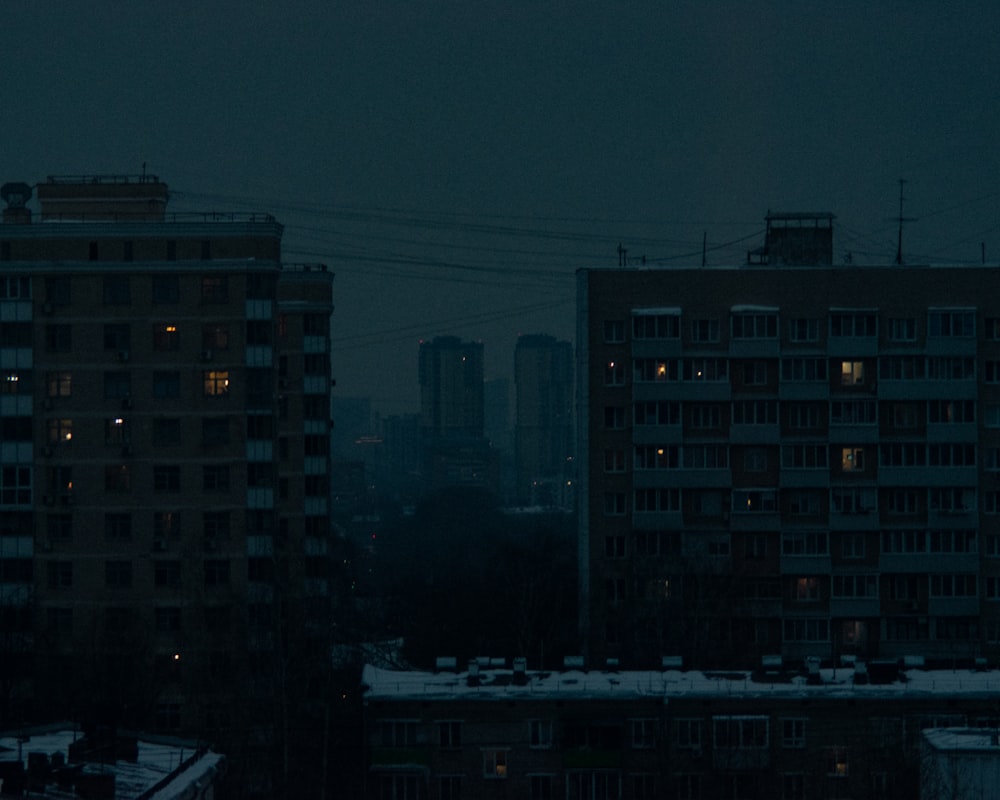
[
  {"left": 841, "top": 360, "right": 865, "bottom": 385},
  {"left": 203, "top": 370, "right": 230, "bottom": 397},
  {"left": 483, "top": 749, "right": 507, "bottom": 779},
  {"left": 47, "top": 419, "right": 73, "bottom": 444},
  {"left": 841, "top": 447, "right": 865, "bottom": 472}
]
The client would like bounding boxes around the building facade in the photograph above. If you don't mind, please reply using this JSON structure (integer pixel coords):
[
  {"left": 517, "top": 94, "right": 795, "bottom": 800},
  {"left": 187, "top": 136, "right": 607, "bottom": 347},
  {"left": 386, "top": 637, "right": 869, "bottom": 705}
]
[
  {"left": 514, "top": 334, "right": 574, "bottom": 508},
  {"left": 578, "top": 243, "right": 1000, "bottom": 669},
  {"left": 0, "top": 175, "right": 334, "bottom": 754},
  {"left": 363, "top": 660, "right": 1000, "bottom": 800}
]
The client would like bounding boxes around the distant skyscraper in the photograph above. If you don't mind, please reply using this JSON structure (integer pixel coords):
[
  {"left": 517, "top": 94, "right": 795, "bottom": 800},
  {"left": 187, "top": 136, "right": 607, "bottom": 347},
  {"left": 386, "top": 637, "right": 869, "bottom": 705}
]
[
  {"left": 418, "top": 336, "right": 484, "bottom": 442},
  {"left": 514, "top": 334, "right": 574, "bottom": 506}
]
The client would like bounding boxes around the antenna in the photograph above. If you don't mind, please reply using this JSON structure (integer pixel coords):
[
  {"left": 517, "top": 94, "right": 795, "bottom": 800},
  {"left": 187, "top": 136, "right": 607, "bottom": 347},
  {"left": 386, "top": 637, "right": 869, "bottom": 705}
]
[{"left": 892, "top": 178, "right": 916, "bottom": 265}]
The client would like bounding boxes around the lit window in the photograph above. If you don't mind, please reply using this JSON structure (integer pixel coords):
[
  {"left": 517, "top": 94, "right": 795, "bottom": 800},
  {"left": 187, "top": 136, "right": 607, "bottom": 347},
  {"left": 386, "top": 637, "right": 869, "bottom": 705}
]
[
  {"left": 826, "top": 747, "right": 849, "bottom": 777},
  {"left": 483, "top": 749, "right": 508, "bottom": 779},
  {"left": 795, "top": 577, "right": 820, "bottom": 602},
  {"left": 203, "top": 370, "right": 230, "bottom": 397},
  {"left": 46, "top": 418, "right": 73, "bottom": 444},
  {"left": 841, "top": 361, "right": 865, "bottom": 385},
  {"left": 153, "top": 324, "right": 180, "bottom": 351},
  {"left": 841, "top": 447, "right": 865, "bottom": 472}
]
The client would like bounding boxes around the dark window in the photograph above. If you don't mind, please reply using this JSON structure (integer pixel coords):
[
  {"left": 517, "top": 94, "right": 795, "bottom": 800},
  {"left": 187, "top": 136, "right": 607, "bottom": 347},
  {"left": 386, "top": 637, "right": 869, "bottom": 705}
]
[
  {"left": 202, "top": 324, "right": 230, "bottom": 349},
  {"left": 123, "top": 241, "right": 133, "bottom": 262},
  {"left": 152, "top": 324, "right": 180, "bottom": 351},
  {"left": 153, "top": 465, "right": 181, "bottom": 492},
  {"left": 47, "top": 513, "right": 73, "bottom": 541},
  {"left": 203, "top": 465, "right": 230, "bottom": 491},
  {"left": 203, "top": 511, "right": 231, "bottom": 543},
  {"left": 166, "top": 240, "right": 177, "bottom": 261},
  {"left": 47, "top": 561, "right": 73, "bottom": 588},
  {"left": 202, "top": 417, "right": 230, "bottom": 446},
  {"left": 152, "top": 418, "right": 181, "bottom": 445},
  {"left": 246, "top": 320, "right": 272, "bottom": 346},
  {"left": 154, "top": 607, "right": 181, "bottom": 632},
  {"left": 104, "top": 513, "right": 132, "bottom": 541},
  {"left": 103, "top": 323, "right": 130, "bottom": 351},
  {"left": 103, "top": 276, "right": 130, "bottom": 305},
  {"left": 153, "top": 371, "right": 180, "bottom": 398},
  {"left": 105, "top": 560, "right": 132, "bottom": 588},
  {"left": 45, "top": 325, "right": 72, "bottom": 352},
  {"left": 104, "top": 465, "right": 131, "bottom": 492},
  {"left": 204, "top": 559, "right": 230, "bottom": 587},
  {"left": 152, "top": 275, "right": 179, "bottom": 304},
  {"left": 201, "top": 275, "right": 227, "bottom": 302},
  {"left": 89, "top": 242, "right": 99, "bottom": 260},
  {"left": 103, "top": 371, "right": 131, "bottom": 399}
]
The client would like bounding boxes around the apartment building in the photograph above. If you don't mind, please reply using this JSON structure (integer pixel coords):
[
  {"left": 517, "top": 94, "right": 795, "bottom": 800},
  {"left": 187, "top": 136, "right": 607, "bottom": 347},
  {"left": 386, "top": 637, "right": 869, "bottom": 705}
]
[
  {"left": 0, "top": 175, "right": 334, "bottom": 739},
  {"left": 577, "top": 215, "right": 1000, "bottom": 669},
  {"left": 362, "top": 659, "right": 1000, "bottom": 800}
]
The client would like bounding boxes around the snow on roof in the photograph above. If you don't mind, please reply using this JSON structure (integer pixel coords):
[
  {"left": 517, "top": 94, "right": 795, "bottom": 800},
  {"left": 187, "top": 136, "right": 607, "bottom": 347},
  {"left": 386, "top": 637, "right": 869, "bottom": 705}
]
[
  {"left": 924, "top": 727, "right": 1000, "bottom": 752},
  {"left": 631, "top": 307, "right": 681, "bottom": 316},
  {"left": 362, "top": 664, "right": 1000, "bottom": 703},
  {"left": 0, "top": 727, "right": 223, "bottom": 800}
]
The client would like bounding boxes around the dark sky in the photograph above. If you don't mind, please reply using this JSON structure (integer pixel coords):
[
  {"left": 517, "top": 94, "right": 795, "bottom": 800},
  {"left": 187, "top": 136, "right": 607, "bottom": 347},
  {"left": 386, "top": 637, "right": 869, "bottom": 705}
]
[{"left": 3, "top": 2, "right": 1000, "bottom": 414}]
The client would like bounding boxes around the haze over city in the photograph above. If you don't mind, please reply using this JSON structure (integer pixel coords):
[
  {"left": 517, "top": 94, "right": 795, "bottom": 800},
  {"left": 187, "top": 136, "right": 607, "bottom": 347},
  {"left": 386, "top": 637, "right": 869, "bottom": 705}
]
[{"left": 3, "top": 2, "right": 1000, "bottom": 412}]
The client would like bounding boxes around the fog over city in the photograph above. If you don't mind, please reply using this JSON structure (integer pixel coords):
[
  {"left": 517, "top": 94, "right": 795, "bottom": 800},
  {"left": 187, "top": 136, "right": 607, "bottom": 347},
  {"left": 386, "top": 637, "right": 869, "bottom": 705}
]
[{"left": 4, "top": 2, "right": 1000, "bottom": 412}]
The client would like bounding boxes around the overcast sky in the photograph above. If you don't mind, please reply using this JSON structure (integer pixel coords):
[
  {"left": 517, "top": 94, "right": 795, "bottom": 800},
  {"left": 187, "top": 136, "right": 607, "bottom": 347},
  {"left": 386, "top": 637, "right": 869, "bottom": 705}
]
[{"left": 3, "top": 2, "right": 1000, "bottom": 415}]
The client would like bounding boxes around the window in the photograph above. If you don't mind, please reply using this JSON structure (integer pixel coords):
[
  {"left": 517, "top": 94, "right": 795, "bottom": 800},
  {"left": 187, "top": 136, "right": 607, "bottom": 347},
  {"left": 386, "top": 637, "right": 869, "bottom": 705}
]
[
  {"left": 47, "top": 561, "right": 73, "bottom": 588},
  {"left": 153, "top": 465, "right": 181, "bottom": 493},
  {"left": 825, "top": 747, "right": 849, "bottom": 777},
  {"left": 927, "top": 357, "right": 974, "bottom": 380},
  {"left": 103, "top": 323, "right": 130, "bottom": 352},
  {"left": 832, "top": 574, "right": 878, "bottom": 598},
  {"left": 676, "top": 718, "right": 702, "bottom": 749},
  {"left": 733, "top": 490, "right": 776, "bottom": 513},
  {"left": 202, "top": 417, "right": 230, "bottom": 446},
  {"left": 529, "top": 719, "right": 553, "bottom": 748},
  {"left": 795, "top": 577, "right": 820, "bottom": 602},
  {"left": 483, "top": 749, "right": 507, "bottom": 779},
  {"left": 840, "top": 447, "right": 865, "bottom": 472},
  {"left": 782, "top": 531, "right": 828, "bottom": 556},
  {"left": 783, "top": 618, "right": 829, "bottom": 642},
  {"left": 44, "top": 276, "right": 70, "bottom": 305},
  {"left": 788, "top": 318, "right": 818, "bottom": 342},
  {"left": 103, "top": 371, "right": 131, "bottom": 400},
  {"left": 743, "top": 448, "right": 769, "bottom": 474},
  {"left": 604, "top": 406, "right": 625, "bottom": 429},
  {"left": 634, "top": 445, "right": 677, "bottom": 470},
  {"left": 732, "top": 311, "right": 778, "bottom": 339},
  {"left": 782, "top": 444, "right": 828, "bottom": 469},
  {"left": 781, "top": 357, "right": 827, "bottom": 381},
  {"left": 928, "top": 400, "right": 974, "bottom": 424},
  {"left": 690, "top": 405, "right": 721, "bottom": 429},
  {"left": 691, "top": 318, "right": 720, "bottom": 342},
  {"left": 683, "top": 358, "right": 727, "bottom": 381},
  {"left": 204, "top": 559, "right": 231, "bottom": 587},
  {"left": 104, "top": 464, "right": 131, "bottom": 492},
  {"left": 742, "top": 360, "right": 769, "bottom": 385},
  {"left": 786, "top": 490, "right": 821, "bottom": 516},
  {"left": 152, "top": 274, "right": 179, "bottom": 304},
  {"left": 733, "top": 400, "right": 777, "bottom": 425},
  {"left": 438, "top": 721, "right": 461, "bottom": 748},
  {"left": 681, "top": 445, "right": 728, "bottom": 469},
  {"left": 203, "top": 511, "right": 231, "bottom": 543},
  {"left": 153, "top": 324, "right": 180, "bottom": 351},
  {"left": 105, "top": 560, "right": 132, "bottom": 589},
  {"left": 675, "top": 774, "right": 701, "bottom": 800},
  {"left": 46, "top": 418, "right": 73, "bottom": 445},
  {"left": 831, "top": 487, "right": 876, "bottom": 514},
  {"left": 713, "top": 717, "right": 768, "bottom": 749},
  {"left": 631, "top": 774, "right": 656, "bottom": 800},
  {"left": 929, "top": 487, "right": 975, "bottom": 513},
  {"left": 782, "top": 773, "right": 804, "bottom": 800},
  {"left": 880, "top": 356, "right": 924, "bottom": 380},
  {"left": 840, "top": 360, "right": 865, "bottom": 385},
  {"left": 604, "top": 536, "right": 626, "bottom": 558},
  {"left": 929, "top": 443, "right": 975, "bottom": 467},
  {"left": 45, "top": 371, "right": 71, "bottom": 398},
  {"left": 203, "top": 465, "right": 230, "bottom": 492},
  {"left": 103, "top": 276, "right": 130, "bottom": 305},
  {"left": 634, "top": 359, "right": 677, "bottom": 382},
  {"left": 631, "top": 718, "right": 656, "bottom": 749},
  {"left": 635, "top": 488, "right": 680, "bottom": 512},
  {"left": 104, "top": 513, "right": 131, "bottom": 541},
  {"left": 152, "top": 418, "right": 181, "bottom": 446},
  {"left": 604, "top": 360, "right": 625, "bottom": 386},
  {"left": 603, "top": 319, "right": 625, "bottom": 342},
  {"left": 203, "top": 370, "right": 230, "bottom": 397},
  {"left": 47, "top": 513, "right": 72, "bottom": 542},
  {"left": 928, "top": 309, "right": 975, "bottom": 337},
  {"left": 154, "top": 560, "right": 181, "bottom": 588},
  {"left": 830, "top": 311, "right": 876, "bottom": 337},
  {"left": 929, "top": 574, "right": 977, "bottom": 597},
  {"left": 781, "top": 719, "right": 806, "bottom": 748},
  {"left": 841, "top": 532, "right": 866, "bottom": 559},
  {"left": 889, "top": 317, "right": 916, "bottom": 341},
  {"left": 634, "top": 401, "right": 679, "bottom": 426},
  {"left": 604, "top": 492, "right": 626, "bottom": 516},
  {"left": 786, "top": 403, "right": 822, "bottom": 430},
  {"left": 201, "top": 276, "right": 228, "bottom": 303},
  {"left": 45, "top": 324, "right": 71, "bottom": 352},
  {"left": 154, "top": 607, "right": 181, "bottom": 633},
  {"left": 830, "top": 399, "right": 876, "bottom": 425},
  {"left": 153, "top": 371, "right": 180, "bottom": 399},
  {"left": 633, "top": 313, "right": 680, "bottom": 339},
  {"left": 202, "top": 324, "right": 230, "bottom": 350}
]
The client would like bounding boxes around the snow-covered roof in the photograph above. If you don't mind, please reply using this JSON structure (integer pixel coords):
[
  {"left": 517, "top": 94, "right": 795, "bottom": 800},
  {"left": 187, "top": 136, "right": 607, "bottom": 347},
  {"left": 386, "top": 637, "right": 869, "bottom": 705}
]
[
  {"left": 924, "top": 727, "right": 1000, "bottom": 752},
  {"left": 631, "top": 307, "right": 681, "bottom": 316},
  {"left": 0, "top": 726, "right": 224, "bottom": 800},
  {"left": 362, "top": 663, "right": 1000, "bottom": 702}
]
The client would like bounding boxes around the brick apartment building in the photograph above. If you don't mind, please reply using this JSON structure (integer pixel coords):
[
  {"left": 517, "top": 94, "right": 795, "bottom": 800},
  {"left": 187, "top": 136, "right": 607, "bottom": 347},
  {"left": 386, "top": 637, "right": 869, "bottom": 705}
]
[
  {"left": 577, "top": 213, "right": 1000, "bottom": 669},
  {"left": 0, "top": 175, "right": 334, "bottom": 755}
]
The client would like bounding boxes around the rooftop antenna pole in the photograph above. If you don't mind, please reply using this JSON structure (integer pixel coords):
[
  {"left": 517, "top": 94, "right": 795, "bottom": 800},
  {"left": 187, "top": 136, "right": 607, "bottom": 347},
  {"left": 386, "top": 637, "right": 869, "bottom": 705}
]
[{"left": 894, "top": 178, "right": 916, "bottom": 266}]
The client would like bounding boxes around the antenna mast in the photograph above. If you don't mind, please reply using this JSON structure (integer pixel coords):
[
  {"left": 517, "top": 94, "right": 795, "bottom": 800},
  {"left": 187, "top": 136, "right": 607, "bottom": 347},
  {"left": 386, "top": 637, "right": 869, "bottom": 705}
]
[{"left": 894, "top": 178, "right": 916, "bottom": 265}]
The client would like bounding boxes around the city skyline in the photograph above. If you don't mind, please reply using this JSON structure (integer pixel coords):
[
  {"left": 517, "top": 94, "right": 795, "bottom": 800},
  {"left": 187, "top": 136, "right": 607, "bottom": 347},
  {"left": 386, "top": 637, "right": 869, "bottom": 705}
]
[{"left": 4, "top": 3, "right": 1000, "bottom": 412}]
